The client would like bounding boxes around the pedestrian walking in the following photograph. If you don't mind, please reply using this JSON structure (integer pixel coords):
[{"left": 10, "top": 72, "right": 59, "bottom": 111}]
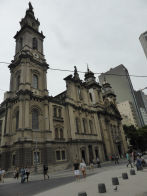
[
  {"left": 20, "top": 167, "right": 26, "bottom": 183},
  {"left": 141, "top": 156, "right": 146, "bottom": 167},
  {"left": 0, "top": 169, "right": 5, "bottom": 183},
  {"left": 89, "top": 159, "right": 94, "bottom": 170},
  {"left": 114, "top": 155, "right": 119, "bottom": 165},
  {"left": 25, "top": 167, "right": 30, "bottom": 182},
  {"left": 80, "top": 160, "right": 86, "bottom": 178},
  {"left": 136, "top": 156, "right": 143, "bottom": 170},
  {"left": 126, "top": 152, "right": 133, "bottom": 168},
  {"left": 43, "top": 164, "right": 49, "bottom": 180},
  {"left": 73, "top": 159, "right": 80, "bottom": 181},
  {"left": 132, "top": 151, "right": 136, "bottom": 166},
  {"left": 96, "top": 157, "right": 101, "bottom": 168},
  {"left": 14, "top": 167, "right": 19, "bottom": 180}
]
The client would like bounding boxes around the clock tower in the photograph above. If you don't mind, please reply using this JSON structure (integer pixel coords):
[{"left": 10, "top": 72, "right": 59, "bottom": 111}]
[
  {"left": 9, "top": 2, "right": 48, "bottom": 96},
  {"left": 1, "top": 3, "right": 50, "bottom": 169}
]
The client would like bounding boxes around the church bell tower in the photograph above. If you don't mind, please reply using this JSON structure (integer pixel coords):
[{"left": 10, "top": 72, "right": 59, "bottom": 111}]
[
  {"left": 8, "top": 2, "right": 49, "bottom": 97},
  {"left": 0, "top": 3, "right": 50, "bottom": 169}
]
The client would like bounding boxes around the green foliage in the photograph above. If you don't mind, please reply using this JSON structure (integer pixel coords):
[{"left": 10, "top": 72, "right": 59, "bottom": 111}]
[{"left": 123, "top": 125, "right": 147, "bottom": 151}]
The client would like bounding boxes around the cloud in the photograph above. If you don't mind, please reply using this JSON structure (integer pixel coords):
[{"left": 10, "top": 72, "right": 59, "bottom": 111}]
[{"left": 0, "top": 0, "right": 147, "bottom": 102}]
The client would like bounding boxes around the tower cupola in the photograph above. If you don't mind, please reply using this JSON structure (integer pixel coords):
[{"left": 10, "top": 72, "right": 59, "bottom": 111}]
[
  {"left": 102, "top": 76, "right": 116, "bottom": 103},
  {"left": 14, "top": 2, "right": 45, "bottom": 56},
  {"left": 84, "top": 66, "right": 96, "bottom": 83},
  {"left": 20, "top": 2, "right": 40, "bottom": 31}
]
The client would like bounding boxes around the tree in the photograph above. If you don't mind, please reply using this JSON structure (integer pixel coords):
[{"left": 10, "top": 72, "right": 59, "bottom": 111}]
[{"left": 123, "top": 125, "right": 147, "bottom": 152}]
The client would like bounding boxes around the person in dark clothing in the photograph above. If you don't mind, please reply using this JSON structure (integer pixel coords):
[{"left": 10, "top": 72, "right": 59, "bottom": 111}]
[
  {"left": 20, "top": 167, "right": 26, "bottom": 183},
  {"left": 25, "top": 167, "right": 30, "bottom": 182},
  {"left": 73, "top": 159, "right": 80, "bottom": 180},
  {"left": 114, "top": 155, "right": 119, "bottom": 165},
  {"left": 136, "top": 156, "right": 143, "bottom": 170},
  {"left": 14, "top": 167, "right": 19, "bottom": 180},
  {"left": 96, "top": 157, "right": 101, "bottom": 168},
  {"left": 126, "top": 152, "right": 133, "bottom": 168},
  {"left": 43, "top": 165, "right": 49, "bottom": 180}
]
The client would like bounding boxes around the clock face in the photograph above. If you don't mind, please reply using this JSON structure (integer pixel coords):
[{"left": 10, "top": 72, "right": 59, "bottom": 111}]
[{"left": 33, "top": 52, "right": 39, "bottom": 59}]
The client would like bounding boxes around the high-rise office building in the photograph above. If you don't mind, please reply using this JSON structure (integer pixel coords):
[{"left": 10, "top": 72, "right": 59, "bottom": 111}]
[
  {"left": 99, "top": 64, "right": 144, "bottom": 127},
  {"left": 135, "top": 90, "right": 147, "bottom": 125},
  {"left": 139, "top": 31, "right": 147, "bottom": 59}
]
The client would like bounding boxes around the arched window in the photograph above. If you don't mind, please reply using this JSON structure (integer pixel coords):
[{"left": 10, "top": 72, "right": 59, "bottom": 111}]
[
  {"left": 32, "top": 109, "right": 39, "bottom": 130},
  {"left": 60, "top": 128, "right": 64, "bottom": 139},
  {"left": 55, "top": 128, "right": 59, "bottom": 139},
  {"left": 89, "top": 93, "right": 93, "bottom": 102},
  {"left": 16, "top": 75, "right": 20, "bottom": 90},
  {"left": 16, "top": 111, "right": 19, "bottom": 130},
  {"left": 32, "top": 74, "right": 38, "bottom": 89},
  {"left": 32, "top": 37, "right": 38, "bottom": 49}
]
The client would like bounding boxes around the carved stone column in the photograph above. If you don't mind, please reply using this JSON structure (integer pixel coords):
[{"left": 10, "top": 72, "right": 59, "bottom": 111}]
[
  {"left": 44, "top": 101, "right": 49, "bottom": 131},
  {"left": 24, "top": 98, "right": 30, "bottom": 129},
  {"left": 6, "top": 104, "right": 11, "bottom": 134},
  {"left": 19, "top": 101, "right": 23, "bottom": 129}
]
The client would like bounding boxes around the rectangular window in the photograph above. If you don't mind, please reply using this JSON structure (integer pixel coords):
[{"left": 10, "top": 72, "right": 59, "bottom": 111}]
[
  {"left": 53, "top": 107, "right": 57, "bottom": 117},
  {"left": 58, "top": 108, "right": 62, "bottom": 118},
  {"left": 16, "top": 111, "right": 19, "bottom": 130},
  {"left": 82, "top": 118, "right": 87, "bottom": 133},
  {"left": 61, "top": 150, "right": 66, "bottom": 160},
  {"left": 56, "top": 151, "right": 61, "bottom": 160},
  {"left": 56, "top": 150, "right": 66, "bottom": 161},
  {"left": 89, "top": 120, "right": 93, "bottom": 133},
  {"left": 0, "top": 120, "right": 2, "bottom": 134},
  {"left": 75, "top": 118, "right": 79, "bottom": 133}
]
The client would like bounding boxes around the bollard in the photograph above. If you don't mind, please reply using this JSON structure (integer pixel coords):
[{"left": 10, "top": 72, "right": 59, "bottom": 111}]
[
  {"left": 130, "top": 169, "right": 136, "bottom": 175},
  {"left": 78, "top": 192, "right": 87, "bottom": 196},
  {"left": 112, "top": 177, "right": 119, "bottom": 185},
  {"left": 122, "top": 173, "right": 128, "bottom": 179},
  {"left": 98, "top": 183, "right": 106, "bottom": 193}
]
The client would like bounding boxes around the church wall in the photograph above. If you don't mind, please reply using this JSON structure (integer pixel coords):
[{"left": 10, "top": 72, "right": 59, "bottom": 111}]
[{"left": 0, "top": 3, "right": 128, "bottom": 171}]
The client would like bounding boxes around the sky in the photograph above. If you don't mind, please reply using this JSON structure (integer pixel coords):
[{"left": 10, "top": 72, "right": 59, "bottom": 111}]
[{"left": 0, "top": 0, "right": 147, "bottom": 102}]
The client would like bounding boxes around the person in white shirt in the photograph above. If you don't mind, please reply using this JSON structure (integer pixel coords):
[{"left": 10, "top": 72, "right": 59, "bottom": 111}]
[
  {"left": 80, "top": 160, "right": 86, "bottom": 178},
  {"left": 1, "top": 169, "right": 5, "bottom": 183}
]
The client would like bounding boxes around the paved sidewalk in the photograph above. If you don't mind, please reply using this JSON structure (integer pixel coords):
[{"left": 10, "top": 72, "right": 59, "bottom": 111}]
[
  {"left": 35, "top": 165, "right": 147, "bottom": 196},
  {"left": 1, "top": 160, "right": 127, "bottom": 185}
]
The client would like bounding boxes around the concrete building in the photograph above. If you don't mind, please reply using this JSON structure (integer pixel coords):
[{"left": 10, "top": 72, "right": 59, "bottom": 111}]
[
  {"left": 0, "top": 3, "right": 127, "bottom": 170},
  {"left": 117, "top": 101, "right": 138, "bottom": 127},
  {"left": 139, "top": 31, "right": 147, "bottom": 60},
  {"left": 135, "top": 90, "right": 147, "bottom": 125},
  {"left": 99, "top": 64, "right": 144, "bottom": 127}
]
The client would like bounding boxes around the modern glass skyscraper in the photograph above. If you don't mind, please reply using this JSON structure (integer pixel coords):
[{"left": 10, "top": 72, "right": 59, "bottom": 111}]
[{"left": 99, "top": 64, "right": 144, "bottom": 127}]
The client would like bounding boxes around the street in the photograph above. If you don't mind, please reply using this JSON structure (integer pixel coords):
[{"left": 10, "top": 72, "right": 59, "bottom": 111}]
[{"left": 0, "top": 160, "right": 127, "bottom": 196}]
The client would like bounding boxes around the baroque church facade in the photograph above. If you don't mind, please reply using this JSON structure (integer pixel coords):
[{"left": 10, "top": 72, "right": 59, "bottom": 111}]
[{"left": 0, "top": 3, "right": 127, "bottom": 170}]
